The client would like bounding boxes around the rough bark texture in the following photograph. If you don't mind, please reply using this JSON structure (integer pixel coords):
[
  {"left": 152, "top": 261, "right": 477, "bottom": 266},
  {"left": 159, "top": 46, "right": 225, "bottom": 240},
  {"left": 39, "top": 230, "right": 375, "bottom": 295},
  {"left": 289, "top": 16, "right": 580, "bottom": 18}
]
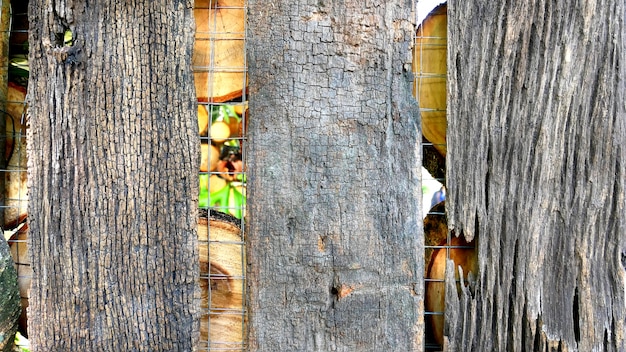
[
  {"left": 0, "top": 236, "right": 20, "bottom": 352},
  {"left": 247, "top": 1, "right": 422, "bottom": 351},
  {"left": 446, "top": 1, "right": 625, "bottom": 351},
  {"left": 27, "top": 1, "right": 199, "bottom": 350}
]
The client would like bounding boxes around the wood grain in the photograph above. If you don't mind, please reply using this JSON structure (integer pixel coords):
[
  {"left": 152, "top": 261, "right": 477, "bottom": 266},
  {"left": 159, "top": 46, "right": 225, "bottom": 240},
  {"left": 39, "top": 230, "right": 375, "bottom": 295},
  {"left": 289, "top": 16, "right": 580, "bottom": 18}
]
[
  {"left": 414, "top": 4, "right": 448, "bottom": 158},
  {"left": 198, "top": 210, "right": 245, "bottom": 350},
  {"left": 446, "top": 1, "right": 625, "bottom": 350}
]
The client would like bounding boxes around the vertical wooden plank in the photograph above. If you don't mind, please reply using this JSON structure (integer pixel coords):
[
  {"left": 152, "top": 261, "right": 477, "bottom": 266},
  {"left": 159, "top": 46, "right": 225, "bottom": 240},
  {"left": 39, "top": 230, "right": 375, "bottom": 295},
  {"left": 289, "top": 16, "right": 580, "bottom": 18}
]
[{"left": 447, "top": 1, "right": 625, "bottom": 350}]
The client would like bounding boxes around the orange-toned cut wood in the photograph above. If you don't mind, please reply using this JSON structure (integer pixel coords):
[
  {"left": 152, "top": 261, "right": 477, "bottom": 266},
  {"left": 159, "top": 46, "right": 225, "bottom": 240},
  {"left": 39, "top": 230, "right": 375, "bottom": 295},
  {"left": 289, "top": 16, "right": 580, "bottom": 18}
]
[
  {"left": 200, "top": 143, "right": 220, "bottom": 172},
  {"left": 194, "top": 0, "right": 246, "bottom": 102},
  {"left": 4, "top": 82, "right": 28, "bottom": 229},
  {"left": 414, "top": 4, "right": 447, "bottom": 157},
  {"left": 425, "top": 235, "right": 477, "bottom": 347},
  {"left": 198, "top": 210, "right": 245, "bottom": 349}
]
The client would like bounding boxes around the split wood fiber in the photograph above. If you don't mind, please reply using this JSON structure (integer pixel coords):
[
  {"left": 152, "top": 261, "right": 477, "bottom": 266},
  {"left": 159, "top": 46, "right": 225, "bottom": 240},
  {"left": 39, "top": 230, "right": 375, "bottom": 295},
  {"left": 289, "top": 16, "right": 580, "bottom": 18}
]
[
  {"left": 423, "top": 202, "right": 478, "bottom": 348},
  {"left": 446, "top": 1, "right": 625, "bottom": 351}
]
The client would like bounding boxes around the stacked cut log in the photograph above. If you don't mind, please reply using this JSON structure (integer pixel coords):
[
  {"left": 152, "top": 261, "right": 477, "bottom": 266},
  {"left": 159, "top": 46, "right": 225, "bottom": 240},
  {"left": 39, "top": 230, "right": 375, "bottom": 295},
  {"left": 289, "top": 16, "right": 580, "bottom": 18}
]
[
  {"left": 193, "top": 1, "right": 247, "bottom": 346},
  {"left": 3, "top": 4, "right": 31, "bottom": 338},
  {"left": 4, "top": 82, "right": 28, "bottom": 229},
  {"left": 424, "top": 201, "right": 478, "bottom": 348},
  {"left": 4, "top": 83, "right": 29, "bottom": 337},
  {"left": 193, "top": 0, "right": 246, "bottom": 103},
  {"left": 198, "top": 209, "right": 245, "bottom": 350},
  {"left": 414, "top": 3, "right": 447, "bottom": 180},
  {"left": 7, "top": 221, "right": 29, "bottom": 336}
]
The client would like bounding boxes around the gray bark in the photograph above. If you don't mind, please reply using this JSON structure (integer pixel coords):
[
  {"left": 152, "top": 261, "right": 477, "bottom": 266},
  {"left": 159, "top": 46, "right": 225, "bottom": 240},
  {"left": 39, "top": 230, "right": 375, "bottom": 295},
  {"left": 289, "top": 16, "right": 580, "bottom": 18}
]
[
  {"left": 0, "top": 236, "right": 20, "bottom": 352},
  {"left": 27, "top": 1, "right": 199, "bottom": 350},
  {"left": 246, "top": 1, "right": 423, "bottom": 351},
  {"left": 446, "top": 1, "right": 625, "bottom": 351}
]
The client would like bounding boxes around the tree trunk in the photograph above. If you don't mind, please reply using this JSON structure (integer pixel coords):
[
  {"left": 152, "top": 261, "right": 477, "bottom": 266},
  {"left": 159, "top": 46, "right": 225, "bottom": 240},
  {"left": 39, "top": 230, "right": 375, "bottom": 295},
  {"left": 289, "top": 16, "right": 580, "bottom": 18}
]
[
  {"left": 27, "top": 1, "right": 199, "bottom": 350},
  {"left": 446, "top": 1, "right": 625, "bottom": 351},
  {"left": 0, "top": 236, "right": 20, "bottom": 352},
  {"left": 246, "top": 1, "right": 422, "bottom": 351}
]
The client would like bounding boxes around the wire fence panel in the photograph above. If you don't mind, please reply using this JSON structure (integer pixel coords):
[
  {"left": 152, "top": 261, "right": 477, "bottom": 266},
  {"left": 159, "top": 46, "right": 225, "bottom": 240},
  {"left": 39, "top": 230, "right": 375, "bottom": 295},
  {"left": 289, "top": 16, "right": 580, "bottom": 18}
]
[
  {"left": 414, "top": 3, "right": 478, "bottom": 351},
  {"left": 2, "top": 3, "right": 30, "bottom": 346},
  {"left": 1, "top": 1, "right": 249, "bottom": 350},
  {"left": 194, "top": 1, "right": 247, "bottom": 350}
]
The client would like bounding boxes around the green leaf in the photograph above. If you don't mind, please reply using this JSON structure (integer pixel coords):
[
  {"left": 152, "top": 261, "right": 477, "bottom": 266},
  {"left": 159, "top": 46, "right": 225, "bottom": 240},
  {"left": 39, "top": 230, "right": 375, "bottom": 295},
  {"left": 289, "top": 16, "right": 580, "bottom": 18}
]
[
  {"left": 228, "top": 186, "right": 245, "bottom": 219},
  {"left": 64, "top": 29, "right": 73, "bottom": 46},
  {"left": 209, "top": 183, "right": 231, "bottom": 208}
]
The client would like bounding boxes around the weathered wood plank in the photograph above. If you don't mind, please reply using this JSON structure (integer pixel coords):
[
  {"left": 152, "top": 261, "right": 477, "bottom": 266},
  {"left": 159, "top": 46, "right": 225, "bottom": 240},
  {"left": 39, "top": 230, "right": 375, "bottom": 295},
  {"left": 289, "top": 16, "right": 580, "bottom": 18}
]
[
  {"left": 246, "top": 1, "right": 423, "bottom": 350},
  {"left": 446, "top": 1, "right": 625, "bottom": 350},
  {"left": 27, "top": 1, "right": 199, "bottom": 349}
]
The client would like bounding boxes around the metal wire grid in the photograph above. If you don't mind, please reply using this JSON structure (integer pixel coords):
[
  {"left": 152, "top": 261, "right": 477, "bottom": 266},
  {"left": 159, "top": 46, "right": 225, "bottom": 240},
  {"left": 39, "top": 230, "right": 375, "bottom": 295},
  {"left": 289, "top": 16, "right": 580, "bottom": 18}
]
[
  {"left": 414, "top": 3, "right": 476, "bottom": 351},
  {"left": 0, "top": 1, "right": 249, "bottom": 349},
  {"left": 2, "top": 2, "right": 30, "bottom": 343},
  {"left": 194, "top": 1, "right": 248, "bottom": 350},
  {"left": 1, "top": 92, "right": 29, "bottom": 281}
]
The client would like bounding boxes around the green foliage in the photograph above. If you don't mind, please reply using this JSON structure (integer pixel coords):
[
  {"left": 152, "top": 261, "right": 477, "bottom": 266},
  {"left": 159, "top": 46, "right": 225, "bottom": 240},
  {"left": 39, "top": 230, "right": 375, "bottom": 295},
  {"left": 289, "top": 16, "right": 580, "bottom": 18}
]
[
  {"left": 199, "top": 174, "right": 246, "bottom": 219},
  {"left": 211, "top": 104, "right": 241, "bottom": 124},
  {"left": 14, "top": 331, "right": 29, "bottom": 352}
]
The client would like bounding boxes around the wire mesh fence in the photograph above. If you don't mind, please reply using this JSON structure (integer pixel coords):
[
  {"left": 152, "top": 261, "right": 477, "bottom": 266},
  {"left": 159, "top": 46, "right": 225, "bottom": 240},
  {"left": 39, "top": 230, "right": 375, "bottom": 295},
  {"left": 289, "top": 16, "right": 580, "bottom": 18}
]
[
  {"left": 2, "top": 2, "right": 31, "bottom": 346},
  {"left": 193, "top": 1, "right": 248, "bottom": 350},
  {"left": 0, "top": 0, "right": 249, "bottom": 350},
  {"left": 415, "top": 3, "right": 451, "bottom": 350},
  {"left": 414, "top": 3, "right": 478, "bottom": 351}
]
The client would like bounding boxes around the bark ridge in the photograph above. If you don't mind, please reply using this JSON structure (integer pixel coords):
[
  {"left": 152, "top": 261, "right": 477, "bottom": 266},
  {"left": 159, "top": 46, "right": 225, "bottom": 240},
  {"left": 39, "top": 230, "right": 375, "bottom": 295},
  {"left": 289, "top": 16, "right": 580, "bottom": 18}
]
[
  {"left": 247, "top": 1, "right": 423, "bottom": 350},
  {"left": 447, "top": 1, "right": 625, "bottom": 351}
]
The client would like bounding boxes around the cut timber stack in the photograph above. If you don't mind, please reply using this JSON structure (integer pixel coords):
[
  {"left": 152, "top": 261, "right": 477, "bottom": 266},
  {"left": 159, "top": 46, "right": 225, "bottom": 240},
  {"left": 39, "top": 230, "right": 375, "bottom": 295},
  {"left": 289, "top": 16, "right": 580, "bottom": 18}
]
[
  {"left": 198, "top": 209, "right": 245, "bottom": 349},
  {"left": 414, "top": 4, "right": 447, "bottom": 159},
  {"left": 4, "top": 83, "right": 30, "bottom": 337},
  {"left": 10, "top": 210, "right": 246, "bottom": 345},
  {"left": 424, "top": 202, "right": 478, "bottom": 348},
  {"left": 7, "top": 222, "right": 29, "bottom": 336},
  {"left": 194, "top": 0, "right": 246, "bottom": 102},
  {"left": 4, "top": 83, "right": 28, "bottom": 229}
]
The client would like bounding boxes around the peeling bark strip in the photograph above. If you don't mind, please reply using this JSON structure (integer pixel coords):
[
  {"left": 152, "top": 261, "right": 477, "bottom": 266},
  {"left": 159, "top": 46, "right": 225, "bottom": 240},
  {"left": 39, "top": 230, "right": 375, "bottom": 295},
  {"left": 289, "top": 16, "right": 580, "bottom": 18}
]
[
  {"left": 27, "top": 1, "right": 199, "bottom": 350},
  {"left": 447, "top": 1, "right": 625, "bottom": 351},
  {"left": 247, "top": 1, "right": 422, "bottom": 351}
]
